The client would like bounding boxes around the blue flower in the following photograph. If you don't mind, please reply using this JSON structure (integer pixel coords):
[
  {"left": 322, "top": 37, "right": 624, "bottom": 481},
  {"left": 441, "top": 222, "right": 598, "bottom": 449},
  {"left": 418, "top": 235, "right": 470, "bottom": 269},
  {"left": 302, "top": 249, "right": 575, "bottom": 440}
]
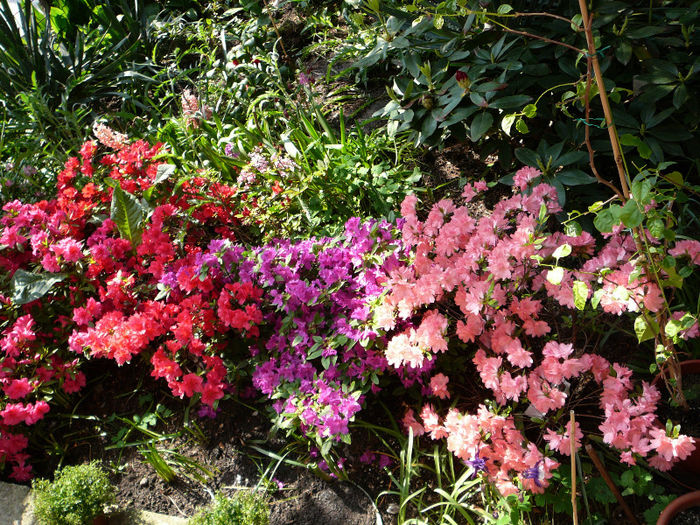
[
  {"left": 522, "top": 460, "right": 544, "bottom": 487},
  {"left": 466, "top": 452, "right": 487, "bottom": 476}
]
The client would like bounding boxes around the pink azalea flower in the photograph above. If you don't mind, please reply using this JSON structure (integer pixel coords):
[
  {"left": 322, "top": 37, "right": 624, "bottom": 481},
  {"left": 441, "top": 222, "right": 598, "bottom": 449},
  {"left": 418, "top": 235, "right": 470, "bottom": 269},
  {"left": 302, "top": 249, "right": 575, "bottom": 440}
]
[{"left": 429, "top": 373, "right": 450, "bottom": 399}]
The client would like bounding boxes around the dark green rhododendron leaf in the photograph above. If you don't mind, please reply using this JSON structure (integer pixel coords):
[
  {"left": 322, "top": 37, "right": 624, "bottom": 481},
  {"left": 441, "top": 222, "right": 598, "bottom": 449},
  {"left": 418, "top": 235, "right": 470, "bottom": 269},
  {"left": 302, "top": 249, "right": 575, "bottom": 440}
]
[
  {"left": 470, "top": 112, "right": 493, "bottom": 142},
  {"left": 110, "top": 186, "right": 144, "bottom": 246},
  {"left": 11, "top": 269, "right": 67, "bottom": 305},
  {"left": 514, "top": 147, "right": 538, "bottom": 167},
  {"left": 555, "top": 170, "right": 595, "bottom": 186}
]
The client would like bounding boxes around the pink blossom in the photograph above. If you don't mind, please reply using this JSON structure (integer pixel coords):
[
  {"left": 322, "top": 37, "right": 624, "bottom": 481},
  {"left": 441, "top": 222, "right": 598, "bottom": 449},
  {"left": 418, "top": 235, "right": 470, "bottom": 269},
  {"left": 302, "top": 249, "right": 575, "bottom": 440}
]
[
  {"left": 429, "top": 373, "right": 450, "bottom": 399},
  {"left": 402, "top": 408, "right": 425, "bottom": 436},
  {"left": 513, "top": 166, "right": 541, "bottom": 191},
  {"left": 3, "top": 378, "right": 34, "bottom": 399}
]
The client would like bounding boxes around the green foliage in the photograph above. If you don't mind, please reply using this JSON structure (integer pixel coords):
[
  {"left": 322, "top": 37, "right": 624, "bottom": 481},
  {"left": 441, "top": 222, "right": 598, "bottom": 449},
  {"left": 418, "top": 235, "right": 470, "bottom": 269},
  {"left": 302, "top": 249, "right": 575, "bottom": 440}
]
[
  {"left": 189, "top": 491, "right": 270, "bottom": 525},
  {"left": 337, "top": 0, "right": 700, "bottom": 186},
  {"left": 32, "top": 462, "right": 116, "bottom": 525},
  {"left": 361, "top": 415, "right": 490, "bottom": 525},
  {"left": 10, "top": 269, "right": 67, "bottom": 305},
  {"left": 110, "top": 186, "right": 146, "bottom": 247},
  {"left": 0, "top": 0, "right": 165, "bottom": 159}
]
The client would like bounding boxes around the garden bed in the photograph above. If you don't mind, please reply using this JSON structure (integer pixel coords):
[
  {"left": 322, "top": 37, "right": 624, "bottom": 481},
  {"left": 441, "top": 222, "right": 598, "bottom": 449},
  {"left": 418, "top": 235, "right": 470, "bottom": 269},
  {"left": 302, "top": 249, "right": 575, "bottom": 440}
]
[{"left": 2, "top": 1, "right": 700, "bottom": 525}]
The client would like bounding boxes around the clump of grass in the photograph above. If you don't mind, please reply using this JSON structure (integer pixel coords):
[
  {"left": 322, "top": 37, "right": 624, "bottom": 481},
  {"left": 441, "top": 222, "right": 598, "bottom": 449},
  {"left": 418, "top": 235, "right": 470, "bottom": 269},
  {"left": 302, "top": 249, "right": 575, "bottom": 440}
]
[
  {"left": 189, "top": 491, "right": 269, "bottom": 525},
  {"left": 32, "top": 461, "right": 116, "bottom": 525}
]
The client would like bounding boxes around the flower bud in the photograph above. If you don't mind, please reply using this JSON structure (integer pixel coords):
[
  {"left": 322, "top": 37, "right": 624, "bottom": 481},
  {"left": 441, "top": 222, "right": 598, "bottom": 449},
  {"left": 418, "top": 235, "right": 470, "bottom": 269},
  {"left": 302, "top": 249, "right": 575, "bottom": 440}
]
[{"left": 455, "top": 70, "right": 471, "bottom": 91}]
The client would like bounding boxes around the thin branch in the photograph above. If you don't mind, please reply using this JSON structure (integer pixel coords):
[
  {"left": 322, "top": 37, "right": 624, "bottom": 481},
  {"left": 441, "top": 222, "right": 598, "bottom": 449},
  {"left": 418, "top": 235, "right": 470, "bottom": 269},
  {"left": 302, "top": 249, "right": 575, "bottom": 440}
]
[
  {"left": 489, "top": 19, "right": 584, "bottom": 54},
  {"left": 583, "top": 49, "right": 624, "bottom": 200},
  {"left": 511, "top": 11, "right": 582, "bottom": 27}
]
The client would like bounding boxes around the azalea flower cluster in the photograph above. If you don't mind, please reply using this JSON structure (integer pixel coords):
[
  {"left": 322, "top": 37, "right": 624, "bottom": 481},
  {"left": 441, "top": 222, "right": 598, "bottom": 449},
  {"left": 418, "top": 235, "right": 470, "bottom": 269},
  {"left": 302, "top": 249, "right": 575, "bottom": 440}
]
[
  {"left": 205, "top": 217, "right": 404, "bottom": 445},
  {"left": 0, "top": 130, "right": 404, "bottom": 481},
  {"left": 0, "top": 133, "right": 255, "bottom": 481},
  {"left": 379, "top": 171, "right": 697, "bottom": 494}
]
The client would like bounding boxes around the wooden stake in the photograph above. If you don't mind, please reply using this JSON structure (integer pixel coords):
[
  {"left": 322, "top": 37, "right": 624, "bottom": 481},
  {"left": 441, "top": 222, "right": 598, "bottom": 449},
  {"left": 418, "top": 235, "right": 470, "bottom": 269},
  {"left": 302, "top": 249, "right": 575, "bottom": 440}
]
[{"left": 570, "top": 411, "right": 578, "bottom": 525}]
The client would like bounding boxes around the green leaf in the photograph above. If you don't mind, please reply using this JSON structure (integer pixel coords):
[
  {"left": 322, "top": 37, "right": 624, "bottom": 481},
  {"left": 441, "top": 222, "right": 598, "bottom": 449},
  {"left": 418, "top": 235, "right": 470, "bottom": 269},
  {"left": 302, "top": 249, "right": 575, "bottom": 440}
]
[
  {"left": 501, "top": 113, "right": 516, "bottom": 136},
  {"left": 11, "top": 269, "right": 67, "bottom": 305},
  {"left": 615, "top": 41, "right": 632, "bottom": 65},
  {"left": 522, "top": 104, "right": 537, "bottom": 118},
  {"left": 648, "top": 219, "right": 664, "bottom": 239},
  {"left": 635, "top": 315, "right": 658, "bottom": 343},
  {"left": 514, "top": 148, "right": 539, "bottom": 168},
  {"left": 546, "top": 267, "right": 564, "bottom": 285},
  {"left": 555, "top": 170, "right": 596, "bottom": 186},
  {"left": 588, "top": 201, "right": 604, "bottom": 213},
  {"left": 470, "top": 112, "right": 493, "bottom": 142},
  {"left": 591, "top": 289, "right": 605, "bottom": 309},
  {"left": 619, "top": 199, "right": 643, "bottom": 228},
  {"left": 552, "top": 244, "right": 572, "bottom": 259},
  {"left": 627, "top": 26, "right": 665, "bottom": 39},
  {"left": 154, "top": 164, "right": 176, "bottom": 185},
  {"left": 593, "top": 208, "right": 616, "bottom": 233},
  {"left": 620, "top": 470, "right": 634, "bottom": 487},
  {"left": 110, "top": 186, "right": 144, "bottom": 247},
  {"left": 565, "top": 221, "right": 582, "bottom": 236},
  {"left": 515, "top": 118, "right": 530, "bottom": 134},
  {"left": 572, "top": 281, "right": 588, "bottom": 310},
  {"left": 631, "top": 179, "right": 652, "bottom": 205},
  {"left": 665, "top": 171, "right": 683, "bottom": 186},
  {"left": 673, "top": 84, "right": 688, "bottom": 109},
  {"left": 665, "top": 319, "right": 683, "bottom": 339},
  {"left": 489, "top": 95, "right": 530, "bottom": 110}
]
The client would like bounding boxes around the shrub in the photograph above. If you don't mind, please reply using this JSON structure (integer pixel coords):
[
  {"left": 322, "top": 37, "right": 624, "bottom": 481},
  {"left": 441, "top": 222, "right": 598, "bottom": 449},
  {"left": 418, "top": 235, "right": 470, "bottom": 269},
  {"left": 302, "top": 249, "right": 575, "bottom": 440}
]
[
  {"left": 189, "top": 491, "right": 269, "bottom": 525},
  {"left": 339, "top": 0, "right": 700, "bottom": 185},
  {"left": 32, "top": 461, "right": 115, "bottom": 525},
  {"left": 377, "top": 171, "right": 698, "bottom": 494}
]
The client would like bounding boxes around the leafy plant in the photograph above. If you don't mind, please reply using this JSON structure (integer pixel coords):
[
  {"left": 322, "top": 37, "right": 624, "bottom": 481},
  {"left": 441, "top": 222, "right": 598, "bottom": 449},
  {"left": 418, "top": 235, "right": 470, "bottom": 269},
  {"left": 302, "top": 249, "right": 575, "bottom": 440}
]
[
  {"left": 337, "top": 0, "right": 700, "bottom": 184},
  {"left": 0, "top": 0, "right": 162, "bottom": 150},
  {"left": 189, "top": 491, "right": 270, "bottom": 525},
  {"left": 32, "top": 462, "right": 116, "bottom": 525},
  {"left": 363, "top": 418, "right": 491, "bottom": 525}
]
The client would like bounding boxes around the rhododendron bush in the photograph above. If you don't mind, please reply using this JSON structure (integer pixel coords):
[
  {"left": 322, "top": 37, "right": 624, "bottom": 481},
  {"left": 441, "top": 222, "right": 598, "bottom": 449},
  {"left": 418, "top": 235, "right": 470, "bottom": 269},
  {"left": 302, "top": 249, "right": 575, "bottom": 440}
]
[{"left": 378, "top": 170, "right": 698, "bottom": 496}]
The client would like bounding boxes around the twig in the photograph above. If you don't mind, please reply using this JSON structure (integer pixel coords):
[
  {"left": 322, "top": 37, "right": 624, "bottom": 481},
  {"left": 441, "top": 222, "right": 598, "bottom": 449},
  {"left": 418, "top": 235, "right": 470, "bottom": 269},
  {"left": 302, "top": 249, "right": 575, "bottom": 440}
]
[
  {"left": 511, "top": 11, "right": 581, "bottom": 26},
  {"left": 570, "top": 414, "right": 579, "bottom": 525},
  {"left": 489, "top": 19, "right": 583, "bottom": 54},
  {"left": 582, "top": 37, "right": 624, "bottom": 201},
  {"left": 265, "top": 2, "right": 291, "bottom": 65},
  {"left": 578, "top": 0, "right": 686, "bottom": 409},
  {"left": 585, "top": 443, "right": 641, "bottom": 525},
  {"left": 463, "top": 8, "right": 581, "bottom": 27},
  {"left": 577, "top": 0, "right": 629, "bottom": 199},
  {"left": 570, "top": 411, "right": 578, "bottom": 525}
]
